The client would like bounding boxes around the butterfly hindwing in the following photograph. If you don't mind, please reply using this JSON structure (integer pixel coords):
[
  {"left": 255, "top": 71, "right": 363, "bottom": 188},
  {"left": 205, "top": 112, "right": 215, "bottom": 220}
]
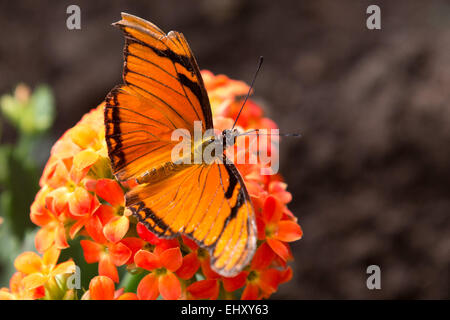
[{"left": 126, "top": 159, "right": 256, "bottom": 277}]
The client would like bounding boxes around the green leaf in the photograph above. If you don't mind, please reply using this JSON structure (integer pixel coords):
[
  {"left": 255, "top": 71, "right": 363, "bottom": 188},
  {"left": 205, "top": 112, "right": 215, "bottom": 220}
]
[
  {"left": 30, "top": 85, "right": 55, "bottom": 133},
  {"left": 120, "top": 270, "right": 149, "bottom": 295},
  {"left": 0, "top": 95, "right": 22, "bottom": 129},
  {"left": 0, "top": 84, "right": 55, "bottom": 135}
]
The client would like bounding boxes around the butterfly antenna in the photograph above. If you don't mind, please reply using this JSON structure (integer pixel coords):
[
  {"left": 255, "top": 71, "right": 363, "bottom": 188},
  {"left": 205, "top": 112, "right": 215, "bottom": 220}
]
[
  {"left": 232, "top": 56, "right": 264, "bottom": 129},
  {"left": 237, "top": 129, "right": 302, "bottom": 138}
]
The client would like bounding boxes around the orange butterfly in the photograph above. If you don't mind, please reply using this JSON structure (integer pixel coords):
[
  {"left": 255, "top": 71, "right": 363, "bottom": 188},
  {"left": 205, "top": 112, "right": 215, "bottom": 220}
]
[{"left": 104, "top": 13, "right": 256, "bottom": 277}]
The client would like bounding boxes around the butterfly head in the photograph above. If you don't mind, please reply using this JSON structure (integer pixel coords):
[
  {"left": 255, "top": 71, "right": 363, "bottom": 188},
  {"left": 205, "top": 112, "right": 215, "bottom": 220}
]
[{"left": 222, "top": 128, "right": 238, "bottom": 148}]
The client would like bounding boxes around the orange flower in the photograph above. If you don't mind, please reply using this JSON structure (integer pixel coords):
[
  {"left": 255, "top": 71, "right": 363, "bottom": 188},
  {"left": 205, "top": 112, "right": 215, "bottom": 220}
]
[
  {"left": 258, "top": 196, "right": 302, "bottom": 262},
  {"left": 90, "top": 178, "right": 129, "bottom": 243},
  {"left": 80, "top": 216, "right": 132, "bottom": 283},
  {"left": 177, "top": 236, "right": 219, "bottom": 281},
  {"left": 187, "top": 279, "right": 220, "bottom": 300},
  {"left": 240, "top": 243, "right": 292, "bottom": 300},
  {"left": 85, "top": 276, "right": 138, "bottom": 300},
  {"left": 0, "top": 272, "right": 45, "bottom": 300},
  {"left": 202, "top": 70, "right": 249, "bottom": 117},
  {"left": 30, "top": 187, "right": 71, "bottom": 253},
  {"left": 176, "top": 237, "right": 201, "bottom": 280},
  {"left": 35, "top": 106, "right": 110, "bottom": 243},
  {"left": 6, "top": 70, "right": 302, "bottom": 300},
  {"left": 222, "top": 271, "right": 249, "bottom": 293},
  {"left": 135, "top": 247, "right": 183, "bottom": 300},
  {"left": 13, "top": 247, "right": 75, "bottom": 295}
]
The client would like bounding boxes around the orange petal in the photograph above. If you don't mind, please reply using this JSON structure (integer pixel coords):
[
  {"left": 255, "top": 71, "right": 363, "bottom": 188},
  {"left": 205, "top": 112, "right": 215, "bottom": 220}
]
[
  {"left": 71, "top": 149, "right": 99, "bottom": 184},
  {"left": 45, "top": 188, "right": 69, "bottom": 216},
  {"left": 69, "top": 217, "right": 88, "bottom": 239},
  {"left": 85, "top": 215, "right": 107, "bottom": 244},
  {"left": 48, "top": 136, "right": 81, "bottom": 160},
  {"left": 109, "top": 242, "right": 132, "bottom": 266},
  {"left": 68, "top": 187, "right": 93, "bottom": 217},
  {"left": 156, "top": 239, "right": 179, "bottom": 251},
  {"left": 268, "top": 181, "right": 292, "bottom": 204},
  {"left": 187, "top": 279, "right": 219, "bottom": 300},
  {"left": 9, "top": 272, "right": 25, "bottom": 293},
  {"left": 43, "top": 160, "right": 69, "bottom": 189},
  {"left": 35, "top": 227, "right": 55, "bottom": 253},
  {"left": 33, "top": 286, "right": 46, "bottom": 299},
  {"left": 99, "top": 255, "right": 119, "bottom": 283},
  {"left": 14, "top": 252, "right": 42, "bottom": 274},
  {"left": 159, "top": 272, "right": 181, "bottom": 300},
  {"left": 137, "top": 273, "right": 159, "bottom": 300},
  {"left": 30, "top": 205, "right": 53, "bottom": 227},
  {"left": 113, "top": 287, "right": 124, "bottom": 299},
  {"left": 266, "top": 238, "right": 290, "bottom": 262},
  {"left": 258, "top": 116, "right": 278, "bottom": 130},
  {"left": 279, "top": 266, "right": 293, "bottom": 284},
  {"left": 259, "top": 268, "right": 280, "bottom": 295},
  {"left": 160, "top": 247, "right": 182, "bottom": 272},
  {"left": 103, "top": 216, "right": 129, "bottom": 243},
  {"left": 241, "top": 283, "right": 259, "bottom": 300},
  {"left": 201, "top": 258, "right": 220, "bottom": 280},
  {"left": 282, "top": 207, "right": 297, "bottom": 221},
  {"left": 51, "top": 261, "right": 76, "bottom": 276},
  {"left": 120, "top": 237, "right": 145, "bottom": 265},
  {"left": 80, "top": 240, "right": 103, "bottom": 263},
  {"left": 213, "top": 116, "right": 235, "bottom": 131},
  {"left": 222, "top": 271, "right": 248, "bottom": 292},
  {"left": 134, "top": 250, "right": 161, "bottom": 271},
  {"left": 262, "top": 196, "right": 283, "bottom": 224},
  {"left": 55, "top": 223, "right": 69, "bottom": 250},
  {"left": 136, "top": 223, "right": 161, "bottom": 245},
  {"left": 22, "top": 273, "right": 47, "bottom": 291},
  {"left": 256, "top": 216, "right": 266, "bottom": 241},
  {"left": 89, "top": 276, "right": 115, "bottom": 300},
  {"left": 69, "top": 124, "right": 98, "bottom": 149},
  {"left": 117, "top": 292, "right": 138, "bottom": 300},
  {"left": 43, "top": 246, "right": 60, "bottom": 268},
  {"left": 0, "top": 290, "right": 14, "bottom": 300},
  {"left": 275, "top": 220, "right": 303, "bottom": 242},
  {"left": 181, "top": 236, "right": 199, "bottom": 251},
  {"left": 95, "top": 204, "right": 115, "bottom": 225},
  {"left": 176, "top": 252, "right": 200, "bottom": 280},
  {"left": 95, "top": 179, "right": 124, "bottom": 207},
  {"left": 251, "top": 242, "right": 275, "bottom": 270},
  {"left": 245, "top": 179, "right": 264, "bottom": 197}
]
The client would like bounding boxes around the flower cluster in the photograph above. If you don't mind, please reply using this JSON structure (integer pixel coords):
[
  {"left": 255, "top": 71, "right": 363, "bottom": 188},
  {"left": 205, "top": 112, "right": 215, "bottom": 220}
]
[
  {"left": 0, "top": 247, "right": 75, "bottom": 300},
  {"left": 1, "top": 71, "right": 302, "bottom": 300}
]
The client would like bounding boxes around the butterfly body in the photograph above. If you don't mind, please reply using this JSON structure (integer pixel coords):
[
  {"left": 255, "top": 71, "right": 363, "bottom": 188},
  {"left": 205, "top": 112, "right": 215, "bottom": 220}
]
[
  {"left": 135, "top": 161, "right": 189, "bottom": 185},
  {"left": 104, "top": 13, "right": 256, "bottom": 277}
]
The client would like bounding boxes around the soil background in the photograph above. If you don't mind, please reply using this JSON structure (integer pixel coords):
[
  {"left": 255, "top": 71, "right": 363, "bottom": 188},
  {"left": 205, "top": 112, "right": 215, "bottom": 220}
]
[{"left": 0, "top": 0, "right": 449, "bottom": 299}]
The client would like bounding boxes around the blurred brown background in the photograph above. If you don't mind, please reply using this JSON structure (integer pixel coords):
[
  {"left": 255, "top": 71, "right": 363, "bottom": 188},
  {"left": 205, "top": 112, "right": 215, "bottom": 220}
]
[{"left": 0, "top": 0, "right": 449, "bottom": 299}]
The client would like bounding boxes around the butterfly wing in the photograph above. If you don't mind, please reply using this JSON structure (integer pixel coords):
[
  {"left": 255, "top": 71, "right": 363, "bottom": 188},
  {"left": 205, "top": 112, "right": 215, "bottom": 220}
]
[
  {"left": 118, "top": 12, "right": 213, "bottom": 130},
  {"left": 105, "top": 12, "right": 213, "bottom": 181},
  {"left": 105, "top": 13, "right": 256, "bottom": 276},
  {"left": 126, "top": 159, "right": 256, "bottom": 277}
]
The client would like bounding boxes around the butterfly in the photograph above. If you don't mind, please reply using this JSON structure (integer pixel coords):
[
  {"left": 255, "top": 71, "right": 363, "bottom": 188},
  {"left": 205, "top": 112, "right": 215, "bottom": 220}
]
[{"left": 104, "top": 13, "right": 256, "bottom": 277}]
